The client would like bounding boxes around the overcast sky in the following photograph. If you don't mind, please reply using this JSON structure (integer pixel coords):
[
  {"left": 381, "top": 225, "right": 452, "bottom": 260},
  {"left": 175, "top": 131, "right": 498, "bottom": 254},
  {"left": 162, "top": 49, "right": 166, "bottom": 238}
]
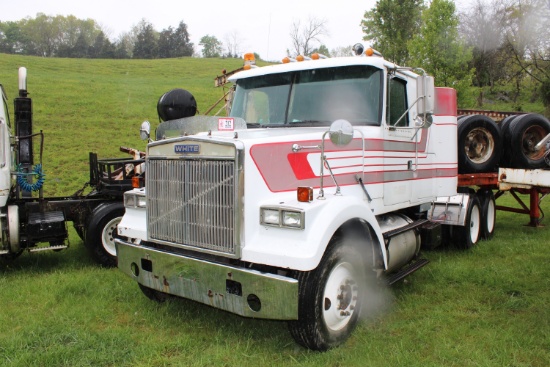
[{"left": 2, "top": 1, "right": 473, "bottom": 61}]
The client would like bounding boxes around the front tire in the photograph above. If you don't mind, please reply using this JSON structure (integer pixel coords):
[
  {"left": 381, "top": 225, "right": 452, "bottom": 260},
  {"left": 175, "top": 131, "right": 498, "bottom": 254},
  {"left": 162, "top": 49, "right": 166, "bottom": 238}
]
[
  {"left": 288, "top": 237, "right": 367, "bottom": 351},
  {"left": 85, "top": 202, "right": 125, "bottom": 267}
]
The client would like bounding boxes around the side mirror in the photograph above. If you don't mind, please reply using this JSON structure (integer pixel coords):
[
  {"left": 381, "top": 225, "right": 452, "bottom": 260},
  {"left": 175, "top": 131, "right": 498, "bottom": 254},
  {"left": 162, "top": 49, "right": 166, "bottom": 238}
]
[
  {"left": 416, "top": 75, "right": 435, "bottom": 116},
  {"left": 328, "top": 119, "right": 354, "bottom": 146},
  {"left": 140, "top": 120, "right": 151, "bottom": 141}
]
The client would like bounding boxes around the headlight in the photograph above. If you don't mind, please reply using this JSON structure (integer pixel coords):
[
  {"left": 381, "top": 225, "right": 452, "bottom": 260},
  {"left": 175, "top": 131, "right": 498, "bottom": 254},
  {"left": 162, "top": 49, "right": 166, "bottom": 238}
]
[
  {"left": 124, "top": 191, "right": 146, "bottom": 208},
  {"left": 260, "top": 206, "right": 304, "bottom": 229},
  {"left": 282, "top": 211, "right": 302, "bottom": 228},
  {"left": 262, "top": 209, "right": 280, "bottom": 225}
]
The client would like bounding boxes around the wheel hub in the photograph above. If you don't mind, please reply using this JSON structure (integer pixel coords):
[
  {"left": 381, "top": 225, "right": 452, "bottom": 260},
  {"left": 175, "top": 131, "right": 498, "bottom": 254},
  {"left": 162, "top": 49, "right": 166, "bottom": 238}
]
[
  {"left": 323, "top": 263, "right": 359, "bottom": 331},
  {"left": 465, "top": 127, "right": 494, "bottom": 163}
]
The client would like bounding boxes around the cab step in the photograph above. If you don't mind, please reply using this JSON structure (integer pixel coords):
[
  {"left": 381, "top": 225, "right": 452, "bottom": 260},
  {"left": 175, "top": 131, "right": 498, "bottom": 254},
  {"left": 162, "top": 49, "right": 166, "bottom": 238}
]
[
  {"left": 386, "top": 257, "right": 430, "bottom": 286},
  {"left": 28, "top": 244, "right": 68, "bottom": 253}
]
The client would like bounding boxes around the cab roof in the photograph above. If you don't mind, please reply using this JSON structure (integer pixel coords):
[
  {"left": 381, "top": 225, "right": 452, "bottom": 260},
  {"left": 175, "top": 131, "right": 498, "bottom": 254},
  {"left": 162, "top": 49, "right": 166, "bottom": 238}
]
[{"left": 227, "top": 56, "right": 413, "bottom": 83}]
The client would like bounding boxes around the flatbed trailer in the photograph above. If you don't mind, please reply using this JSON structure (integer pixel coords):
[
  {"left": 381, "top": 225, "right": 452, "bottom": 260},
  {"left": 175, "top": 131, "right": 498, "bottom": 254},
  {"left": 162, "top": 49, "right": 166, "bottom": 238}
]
[{"left": 458, "top": 169, "right": 550, "bottom": 227}]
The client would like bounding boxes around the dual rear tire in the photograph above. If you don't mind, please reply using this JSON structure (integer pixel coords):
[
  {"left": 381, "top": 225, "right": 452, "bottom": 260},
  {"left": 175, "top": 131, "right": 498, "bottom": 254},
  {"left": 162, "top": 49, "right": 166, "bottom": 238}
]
[{"left": 445, "top": 190, "right": 494, "bottom": 249}]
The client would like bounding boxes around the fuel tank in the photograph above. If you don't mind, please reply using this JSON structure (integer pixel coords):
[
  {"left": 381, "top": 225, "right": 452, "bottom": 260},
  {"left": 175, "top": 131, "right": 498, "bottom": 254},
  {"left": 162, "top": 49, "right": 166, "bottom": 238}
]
[{"left": 377, "top": 214, "right": 421, "bottom": 273}]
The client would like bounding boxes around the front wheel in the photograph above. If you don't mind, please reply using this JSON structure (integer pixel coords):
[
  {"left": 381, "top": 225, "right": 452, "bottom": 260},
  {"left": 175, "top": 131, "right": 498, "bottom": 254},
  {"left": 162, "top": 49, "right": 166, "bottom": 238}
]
[
  {"left": 288, "top": 237, "right": 367, "bottom": 351},
  {"left": 85, "top": 202, "right": 125, "bottom": 267}
]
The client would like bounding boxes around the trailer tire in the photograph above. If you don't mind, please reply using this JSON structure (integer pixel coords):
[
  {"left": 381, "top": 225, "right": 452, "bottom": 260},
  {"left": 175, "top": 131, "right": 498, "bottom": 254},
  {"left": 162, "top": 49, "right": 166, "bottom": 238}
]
[
  {"left": 85, "top": 202, "right": 125, "bottom": 267},
  {"left": 455, "top": 194, "right": 481, "bottom": 250},
  {"left": 476, "top": 189, "right": 496, "bottom": 240},
  {"left": 457, "top": 115, "right": 502, "bottom": 173},
  {"left": 508, "top": 113, "right": 550, "bottom": 169},
  {"left": 288, "top": 236, "right": 367, "bottom": 351},
  {"left": 138, "top": 284, "right": 171, "bottom": 303},
  {"left": 498, "top": 114, "right": 521, "bottom": 167}
]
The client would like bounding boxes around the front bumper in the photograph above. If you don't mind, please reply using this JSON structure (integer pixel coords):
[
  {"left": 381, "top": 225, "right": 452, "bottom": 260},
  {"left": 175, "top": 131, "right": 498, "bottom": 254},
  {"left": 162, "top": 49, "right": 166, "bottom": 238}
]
[{"left": 116, "top": 240, "right": 299, "bottom": 320}]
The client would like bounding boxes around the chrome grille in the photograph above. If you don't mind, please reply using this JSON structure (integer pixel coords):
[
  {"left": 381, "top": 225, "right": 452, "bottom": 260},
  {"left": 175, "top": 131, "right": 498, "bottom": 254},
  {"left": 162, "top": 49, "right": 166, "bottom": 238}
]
[{"left": 147, "top": 158, "right": 237, "bottom": 256}]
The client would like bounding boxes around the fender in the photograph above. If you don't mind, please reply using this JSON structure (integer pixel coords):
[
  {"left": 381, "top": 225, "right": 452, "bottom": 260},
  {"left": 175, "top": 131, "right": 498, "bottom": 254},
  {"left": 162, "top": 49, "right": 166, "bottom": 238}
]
[{"left": 242, "top": 193, "right": 387, "bottom": 272}]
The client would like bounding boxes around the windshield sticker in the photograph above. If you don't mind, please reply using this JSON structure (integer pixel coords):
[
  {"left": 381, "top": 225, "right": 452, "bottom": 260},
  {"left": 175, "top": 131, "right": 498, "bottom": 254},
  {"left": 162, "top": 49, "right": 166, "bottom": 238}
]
[{"left": 218, "top": 117, "right": 235, "bottom": 131}]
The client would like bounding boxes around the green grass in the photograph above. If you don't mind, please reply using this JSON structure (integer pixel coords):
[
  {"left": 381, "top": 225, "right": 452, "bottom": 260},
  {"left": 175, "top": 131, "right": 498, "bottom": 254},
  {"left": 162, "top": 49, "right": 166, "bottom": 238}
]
[{"left": 0, "top": 54, "right": 549, "bottom": 366}]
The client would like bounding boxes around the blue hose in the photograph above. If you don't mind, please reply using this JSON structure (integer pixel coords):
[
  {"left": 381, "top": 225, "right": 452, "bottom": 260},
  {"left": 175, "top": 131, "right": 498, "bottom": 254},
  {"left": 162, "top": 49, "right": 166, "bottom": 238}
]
[{"left": 16, "top": 163, "right": 45, "bottom": 192}]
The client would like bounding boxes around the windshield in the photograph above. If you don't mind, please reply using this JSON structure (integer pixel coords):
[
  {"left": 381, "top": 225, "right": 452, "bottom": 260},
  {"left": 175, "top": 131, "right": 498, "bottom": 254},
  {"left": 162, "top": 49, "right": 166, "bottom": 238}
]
[
  {"left": 155, "top": 115, "right": 246, "bottom": 140},
  {"left": 230, "top": 65, "right": 383, "bottom": 127}
]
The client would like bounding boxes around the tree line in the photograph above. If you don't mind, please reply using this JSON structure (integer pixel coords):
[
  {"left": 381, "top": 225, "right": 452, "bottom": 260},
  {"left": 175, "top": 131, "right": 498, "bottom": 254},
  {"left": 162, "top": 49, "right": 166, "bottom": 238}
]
[{"left": 0, "top": 14, "right": 208, "bottom": 59}]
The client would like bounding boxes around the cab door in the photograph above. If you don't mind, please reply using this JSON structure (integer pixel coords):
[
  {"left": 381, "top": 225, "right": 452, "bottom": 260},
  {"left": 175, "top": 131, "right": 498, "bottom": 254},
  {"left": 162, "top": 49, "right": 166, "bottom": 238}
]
[{"left": 383, "top": 75, "right": 417, "bottom": 207}]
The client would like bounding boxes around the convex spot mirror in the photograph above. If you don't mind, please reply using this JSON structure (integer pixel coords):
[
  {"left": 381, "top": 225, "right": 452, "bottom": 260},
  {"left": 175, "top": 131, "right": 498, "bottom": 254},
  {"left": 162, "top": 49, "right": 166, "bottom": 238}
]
[{"left": 329, "top": 119, "right": 354, "bottom": 146}]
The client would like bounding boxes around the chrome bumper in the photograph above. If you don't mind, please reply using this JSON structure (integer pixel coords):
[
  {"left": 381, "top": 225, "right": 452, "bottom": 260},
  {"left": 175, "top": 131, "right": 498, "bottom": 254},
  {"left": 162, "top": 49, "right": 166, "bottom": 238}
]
[{"left": 116, "top": 240, "right": 299, "bottom": 320}]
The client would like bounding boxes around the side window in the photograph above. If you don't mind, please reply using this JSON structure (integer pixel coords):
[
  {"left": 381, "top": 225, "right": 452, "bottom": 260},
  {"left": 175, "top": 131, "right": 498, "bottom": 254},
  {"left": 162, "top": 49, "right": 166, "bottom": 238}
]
[{"left": 387, "top": 77, "right": 409, "bottom": 127}]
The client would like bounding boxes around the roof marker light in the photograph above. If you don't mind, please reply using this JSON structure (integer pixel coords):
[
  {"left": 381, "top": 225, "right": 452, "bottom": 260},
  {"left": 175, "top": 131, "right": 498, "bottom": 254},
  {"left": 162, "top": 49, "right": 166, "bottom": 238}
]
[
  {"left": 282, "top": 56, "right": 296, "bottom": 63},
  {"left": 311, "top": 53, "right": 327, "bottom": 60}
]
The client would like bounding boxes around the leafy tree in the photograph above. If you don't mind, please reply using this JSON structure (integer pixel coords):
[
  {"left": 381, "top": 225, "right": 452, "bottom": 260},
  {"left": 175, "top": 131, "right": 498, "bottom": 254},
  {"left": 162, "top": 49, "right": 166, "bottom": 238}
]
[
  {"left": 133, "top": 19, "right": 158, "bottom": 59},
  {"left": 114, "top": 32, "right": 133, "bottom": 58},
  {"left": 199, "top": 35, "right": 222, "bottom": 58},
  {"left": 172, "top": 21, "right": 193, "bottom": 57},
  {"left": 408, "top": 0, "right": 474, "bottom": 105},
  {"left": 459, "top": 0, "right": 509, "bottom": 100},
  {"left": 20, "top": 13, "right": 61, "bottom": 56},
  {"left": 72, "top": 32, "right": 89, "bottom": 58},
  {"left": 159, "top": 21, "right": 194, "bottom": 58},
  {"left": 361, "top": 0, "right": 424, "bottom": 65},
  {"left": 501, "top": 0, "right": 550, "bottom": 111},
  {"left": 289, "top": 16, "right": 328, "bottom": 56},
  {"left": 157, "top": 27, "right": 174, "bottom": 58},
  {"left": 312, "top": 44, "right": 330, "bottom": 57},
  {"left": 0, "top": 21, "right": 24, "bottom": 54},
  {"left": 90, "top": 31, "right": 115, "bottom": 58}
]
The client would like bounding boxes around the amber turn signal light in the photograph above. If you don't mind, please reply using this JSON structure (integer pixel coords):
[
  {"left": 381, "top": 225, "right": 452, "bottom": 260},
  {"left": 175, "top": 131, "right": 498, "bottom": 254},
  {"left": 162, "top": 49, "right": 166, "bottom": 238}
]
[{"left": 297, "top": 187, "right": 313, "bottom": 202}]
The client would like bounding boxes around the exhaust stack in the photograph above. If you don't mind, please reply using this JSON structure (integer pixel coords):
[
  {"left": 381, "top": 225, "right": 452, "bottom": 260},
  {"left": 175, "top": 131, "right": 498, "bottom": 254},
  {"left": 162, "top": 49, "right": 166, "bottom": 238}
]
[
  {"left": 15, "top": 67, "right": 33, "bottom": 196},
  {"left": 18, "top": 67, "right": 28, "bottom": 97}
]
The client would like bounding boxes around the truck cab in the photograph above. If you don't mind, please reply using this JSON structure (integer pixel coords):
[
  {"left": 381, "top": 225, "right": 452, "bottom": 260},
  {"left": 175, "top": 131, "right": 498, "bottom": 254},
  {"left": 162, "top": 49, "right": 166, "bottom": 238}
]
[{"left": 116, "top": 46, "right": 458, "bottom": 350}]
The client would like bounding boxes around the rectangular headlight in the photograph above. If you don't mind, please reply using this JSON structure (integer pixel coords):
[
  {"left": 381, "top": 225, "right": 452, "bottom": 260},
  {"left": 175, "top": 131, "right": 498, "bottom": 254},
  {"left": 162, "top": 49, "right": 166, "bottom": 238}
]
[
  {"left": 261, "top": 208, "right": 280, "bottom": 225},
  {"left": 260, "top": 206, "right": 304, "bottom": 229},
  {"left": 282, "top": 211, "right": 302, "bottom": 228}
]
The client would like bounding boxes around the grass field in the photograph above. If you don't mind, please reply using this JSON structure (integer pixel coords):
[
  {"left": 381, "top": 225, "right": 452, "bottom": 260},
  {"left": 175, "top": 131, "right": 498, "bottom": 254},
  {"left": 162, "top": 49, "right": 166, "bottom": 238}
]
[{"left": 0, "top": 54, "right": 549, "bottom": 366}]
